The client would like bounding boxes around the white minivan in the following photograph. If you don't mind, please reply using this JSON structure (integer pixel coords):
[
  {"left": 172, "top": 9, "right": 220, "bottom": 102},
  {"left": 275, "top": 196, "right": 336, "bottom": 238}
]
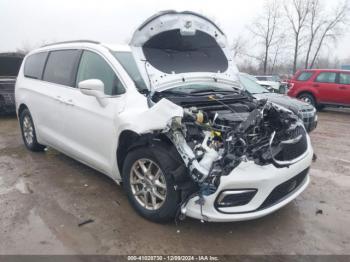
[{"left": 15, "top": 11, "right": 313, "bottom": 222}]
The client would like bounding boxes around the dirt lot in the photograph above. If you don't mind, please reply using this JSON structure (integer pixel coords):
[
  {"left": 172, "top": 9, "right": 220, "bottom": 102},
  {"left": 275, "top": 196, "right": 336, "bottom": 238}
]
[{"left": 0, "top": 109, "right": 350, "bottom": 255}]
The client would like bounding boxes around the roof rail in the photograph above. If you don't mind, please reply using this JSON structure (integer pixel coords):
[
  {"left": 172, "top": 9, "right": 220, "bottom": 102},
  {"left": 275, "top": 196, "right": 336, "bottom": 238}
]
[{"left": 42, "top": 40, "right": 100, "bottom": 47}]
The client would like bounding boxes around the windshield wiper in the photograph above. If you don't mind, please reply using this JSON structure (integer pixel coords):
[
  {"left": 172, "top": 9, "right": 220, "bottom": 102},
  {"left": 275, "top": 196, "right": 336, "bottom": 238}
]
[
  {"left": 189, "top": 88, "right": 237, "bottom": 94},
  {"left": 157, "top": 90, "right": 188, "bottom": 96},
  {"left": 138, "top": 88, "right": 150, "bottom": 95}
]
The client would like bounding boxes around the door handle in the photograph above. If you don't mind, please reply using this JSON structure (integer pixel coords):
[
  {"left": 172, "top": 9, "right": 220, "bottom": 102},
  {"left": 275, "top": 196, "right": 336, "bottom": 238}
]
[
  {"left": 339, "top": 86, "right": 347, "bottom": 90},
  {"left": 55, "top": 95, "right": 64, "bottom": 103},
  {"left": 65, "top": 99, "right": 75, "bottom": 106},
  {"left": 55, "top": 96, "right": 74, "bottom": 106},
  {"left": 313, "top": 84, "right": 320, "bottom": 87}
]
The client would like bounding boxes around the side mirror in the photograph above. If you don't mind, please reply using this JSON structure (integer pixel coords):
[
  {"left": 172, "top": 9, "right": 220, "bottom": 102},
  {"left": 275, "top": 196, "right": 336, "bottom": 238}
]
[{"left": 78, "top": 79, "right": 108, "bottom": 107}]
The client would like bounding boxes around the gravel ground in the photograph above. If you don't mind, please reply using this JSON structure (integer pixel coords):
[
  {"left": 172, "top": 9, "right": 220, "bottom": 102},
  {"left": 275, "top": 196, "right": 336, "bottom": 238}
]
[{"left": 0, "top": 108, "right": 349, "bottom": 255}]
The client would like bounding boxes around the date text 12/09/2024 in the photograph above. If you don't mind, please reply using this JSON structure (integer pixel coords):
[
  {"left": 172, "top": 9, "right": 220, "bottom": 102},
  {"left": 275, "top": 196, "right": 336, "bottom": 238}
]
[{"left": 127, "top": 256, "right": 219, "bottom": 261}]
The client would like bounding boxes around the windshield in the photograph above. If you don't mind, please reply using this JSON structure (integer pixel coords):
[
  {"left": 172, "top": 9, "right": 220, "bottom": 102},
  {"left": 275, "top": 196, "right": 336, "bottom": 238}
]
[
  {"left": 256, "top": 75, "right": 280, "bottom": 82},
  {"left": 112, "top": 51, "right": 147, "bottom": 91},
  {"left": 271, "top": 75, "right": 281, "bottom": 82},
  {"left": 239, "top": 74, "right": 270, "bottom": 94}
]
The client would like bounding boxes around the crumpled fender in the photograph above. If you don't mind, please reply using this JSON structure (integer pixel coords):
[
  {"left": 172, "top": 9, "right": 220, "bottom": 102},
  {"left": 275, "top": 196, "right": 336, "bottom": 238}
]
[
  {"left": 110, "top": 98, "right": 184, "bottom": 181},
  {"left": 117, "top": 98, "right": 184, "bottom": 135}
]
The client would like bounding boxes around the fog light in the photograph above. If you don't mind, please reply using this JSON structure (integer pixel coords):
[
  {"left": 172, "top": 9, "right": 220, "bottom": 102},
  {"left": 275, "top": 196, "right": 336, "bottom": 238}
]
[{"left": 216, "top": 189, "right": 257, "bottom": 208}]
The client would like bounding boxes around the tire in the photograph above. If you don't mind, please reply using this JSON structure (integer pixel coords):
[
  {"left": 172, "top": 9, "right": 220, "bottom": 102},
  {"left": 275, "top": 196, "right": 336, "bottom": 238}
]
[
  {"left": 297, "top": 93, "right": 316, "bottom": 107},
  {"left": 0, "top": 95, "right": 5, "bottom": 112},
  {"left": 122, "top": 145, "right": 181, "bottom": 222},
  {"left": 316, "top": 104, "right": 325, "bottom": 111},
  {"left": 19, "top": 108, "right": 45, "bottom": 152}
]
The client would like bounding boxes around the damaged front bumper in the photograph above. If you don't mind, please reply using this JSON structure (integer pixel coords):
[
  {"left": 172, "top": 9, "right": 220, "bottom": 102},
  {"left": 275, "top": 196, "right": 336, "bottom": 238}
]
[{"left": 181, "top": 135, "right": 313, "bottom": 222}]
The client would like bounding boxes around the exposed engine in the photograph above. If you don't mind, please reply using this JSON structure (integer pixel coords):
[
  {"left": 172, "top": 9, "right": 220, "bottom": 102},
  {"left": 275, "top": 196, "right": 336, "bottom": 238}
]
[{"left": 160, "top": 94, "right": 308, "bottom": 192}]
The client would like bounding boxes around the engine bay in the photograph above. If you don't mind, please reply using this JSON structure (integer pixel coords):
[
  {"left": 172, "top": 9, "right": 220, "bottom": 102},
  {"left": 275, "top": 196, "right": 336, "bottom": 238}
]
[{"left": 152, "top": 89, "right": 308, "bottom": 194}]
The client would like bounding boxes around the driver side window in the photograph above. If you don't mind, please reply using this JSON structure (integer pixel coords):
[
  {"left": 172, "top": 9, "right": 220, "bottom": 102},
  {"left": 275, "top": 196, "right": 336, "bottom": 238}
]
[{"left": 76, "top": 50, "right": 125, "bottom": 95}]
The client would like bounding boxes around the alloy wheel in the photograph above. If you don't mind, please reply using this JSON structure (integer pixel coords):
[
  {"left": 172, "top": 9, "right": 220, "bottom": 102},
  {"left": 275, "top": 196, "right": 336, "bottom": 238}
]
[
  {"left": 23, "top": 115, "right": 34, "bottom": 145},
  {"left": 129, "top": 159, "right": 167, "bottom": 210},
  {"left": 301, "top": 96, "right": 312, "bottom": 104}
]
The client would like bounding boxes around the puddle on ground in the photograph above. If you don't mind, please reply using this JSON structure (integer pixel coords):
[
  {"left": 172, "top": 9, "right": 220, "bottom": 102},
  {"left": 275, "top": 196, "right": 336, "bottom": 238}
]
[
  {"left": 15, "top": 178, "right": 33, "bottom": 194},
  {"left": 0, "top": 177, "right": 33, "bottom": 195}
]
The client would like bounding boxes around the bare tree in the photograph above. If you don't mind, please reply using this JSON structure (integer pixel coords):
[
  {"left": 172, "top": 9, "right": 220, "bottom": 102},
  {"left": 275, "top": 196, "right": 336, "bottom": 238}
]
[
  {"left": 15, "top": 40, "right": 54, "bottom": 55},
  {"left": 308, "top": 1, "right": 349, "bottom": 68},
  {"left": 284, "top": 0, "right": 311, "bottom": 73},
  {"left": 304, "top": 0, "right": 324, "bottom": 68},
  {"left": 270, "top": 33, "right": 286, "bottom": 73},
  {"left": 231, "top": 36, "right": 247, "bottom": 59},
  {"left": 236, "top": 58, "right": 260, "bottom": 75},
  {"left": 250, "top": 0, "right": 280, "bottom": 74},
  {"left": 15, "top": 42, "right": 35, "bottom": 55}
]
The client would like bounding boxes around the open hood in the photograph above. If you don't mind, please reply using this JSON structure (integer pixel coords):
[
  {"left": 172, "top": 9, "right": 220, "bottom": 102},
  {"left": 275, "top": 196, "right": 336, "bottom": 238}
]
[{"left": 130, "top": 10, "right": 239, "bottom": 91}]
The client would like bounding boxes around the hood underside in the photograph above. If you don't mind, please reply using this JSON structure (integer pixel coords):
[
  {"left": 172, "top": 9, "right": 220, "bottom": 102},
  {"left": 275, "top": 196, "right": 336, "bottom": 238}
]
[{"left": 130, "top": 10, "right": 239, "bottom": 91}]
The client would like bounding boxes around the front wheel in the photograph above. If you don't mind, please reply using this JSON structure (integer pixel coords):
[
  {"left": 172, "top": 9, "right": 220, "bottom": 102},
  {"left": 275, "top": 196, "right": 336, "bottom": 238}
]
[
  {"left": 122, "top": 146, "right": 181, "bottom": 222},
  {"left": 19, "top": 108, "right": 45, "bottom": 152},
  {"left": 298, "top": 93, "right": 316, "bottom": 107}
]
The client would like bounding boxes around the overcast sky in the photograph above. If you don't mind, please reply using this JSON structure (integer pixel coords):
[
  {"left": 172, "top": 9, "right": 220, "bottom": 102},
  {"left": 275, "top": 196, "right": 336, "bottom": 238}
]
[{"left": 0, "top": 0, "right": 349, "bottom": 60}]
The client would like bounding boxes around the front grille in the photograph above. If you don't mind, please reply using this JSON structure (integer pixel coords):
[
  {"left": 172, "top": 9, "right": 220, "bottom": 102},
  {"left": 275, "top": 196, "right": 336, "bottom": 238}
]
[
  {"left": 300, "top": 107, "right": 316, "bottom": 132},
  {"left": 300, "top": 108, "right": 314, "bottom": 113},
  {"left": 0, "top": 81, "right": 16, "bottom": 111},
  {"left": 259, "top": 168, "right": 309, "bottom": 210},
  {"left": 275, "top": 126, "right": 308, "bottom": 161},
  {"left": 303, "top": 116, "right": 315, "bottom": 124}
]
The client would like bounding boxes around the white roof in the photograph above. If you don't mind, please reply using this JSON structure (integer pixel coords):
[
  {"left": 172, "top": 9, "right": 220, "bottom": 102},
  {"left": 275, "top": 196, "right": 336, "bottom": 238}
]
[
  {"left": 27, "top": 41, "right": 131, "bottom": 55},
  {"left": 103, "top": 44, "right": 131, "bottom": 52}
]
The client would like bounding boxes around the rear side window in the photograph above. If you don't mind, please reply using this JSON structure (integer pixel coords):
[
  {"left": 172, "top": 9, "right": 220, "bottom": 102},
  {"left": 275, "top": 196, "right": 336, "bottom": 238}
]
[
  {"left": 315, "top": 72, "right": 337, "bottom": 83},
  {"left": 43, "top": 50, "right": 81, "bottom": 87},
  {"left": 297, "top": 72, "right": 313, "bottom": 81},
  {"left": 24, "top": 52, "right": 48, "bottom": 79},
  {"left": 76, "top": 51, "right": 125, "bottom": 95},
  {"left": 339, "top": 73, "right": 350, "bottom": 85}
]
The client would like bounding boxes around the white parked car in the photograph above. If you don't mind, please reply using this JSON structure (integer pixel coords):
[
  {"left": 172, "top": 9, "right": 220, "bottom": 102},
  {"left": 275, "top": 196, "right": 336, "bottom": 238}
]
[
  {"left": 15, "top": 11, "right": 313, "bottom": 223},
  {"left": 254, "top": 75, "right": 281, "bottom": 92}
]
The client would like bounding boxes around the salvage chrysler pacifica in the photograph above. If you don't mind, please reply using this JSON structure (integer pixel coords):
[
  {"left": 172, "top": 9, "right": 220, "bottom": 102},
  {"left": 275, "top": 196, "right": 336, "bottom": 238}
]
[{"left": 15, "top": 11, "right": 313, "bottom": 222}]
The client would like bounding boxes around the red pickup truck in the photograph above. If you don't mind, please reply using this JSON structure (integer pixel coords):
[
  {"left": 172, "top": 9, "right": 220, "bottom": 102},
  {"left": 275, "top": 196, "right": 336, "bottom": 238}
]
[{"left": 287, "top": 69, "right": 350, "bottom": 109}]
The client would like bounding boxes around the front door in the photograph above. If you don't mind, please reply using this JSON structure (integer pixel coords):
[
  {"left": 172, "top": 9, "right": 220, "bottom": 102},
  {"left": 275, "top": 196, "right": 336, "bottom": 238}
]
[
  {"left": 61, "top": 50, "right": 126, "bottom": 175},
  {"left": 313, "top": 71, "right": 340, "bottom": 104}
]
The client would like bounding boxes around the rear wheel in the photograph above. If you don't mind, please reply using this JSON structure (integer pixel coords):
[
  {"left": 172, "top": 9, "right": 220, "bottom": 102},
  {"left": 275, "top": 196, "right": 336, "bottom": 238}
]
[
  {"left": 19, "top": 109, "right": 45, "bottom": 152},
  {"left": 316, "top": 104, "right": 325, "bottom": 111},
  {"left": 298, "top": 93, "right": 316, "bottom": 107},
  {"left": 0, "top": 95, "right": 5, "bottom": 112},
  {"left": 122, "top": 146, "right": 181, "bottom": 222}
]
